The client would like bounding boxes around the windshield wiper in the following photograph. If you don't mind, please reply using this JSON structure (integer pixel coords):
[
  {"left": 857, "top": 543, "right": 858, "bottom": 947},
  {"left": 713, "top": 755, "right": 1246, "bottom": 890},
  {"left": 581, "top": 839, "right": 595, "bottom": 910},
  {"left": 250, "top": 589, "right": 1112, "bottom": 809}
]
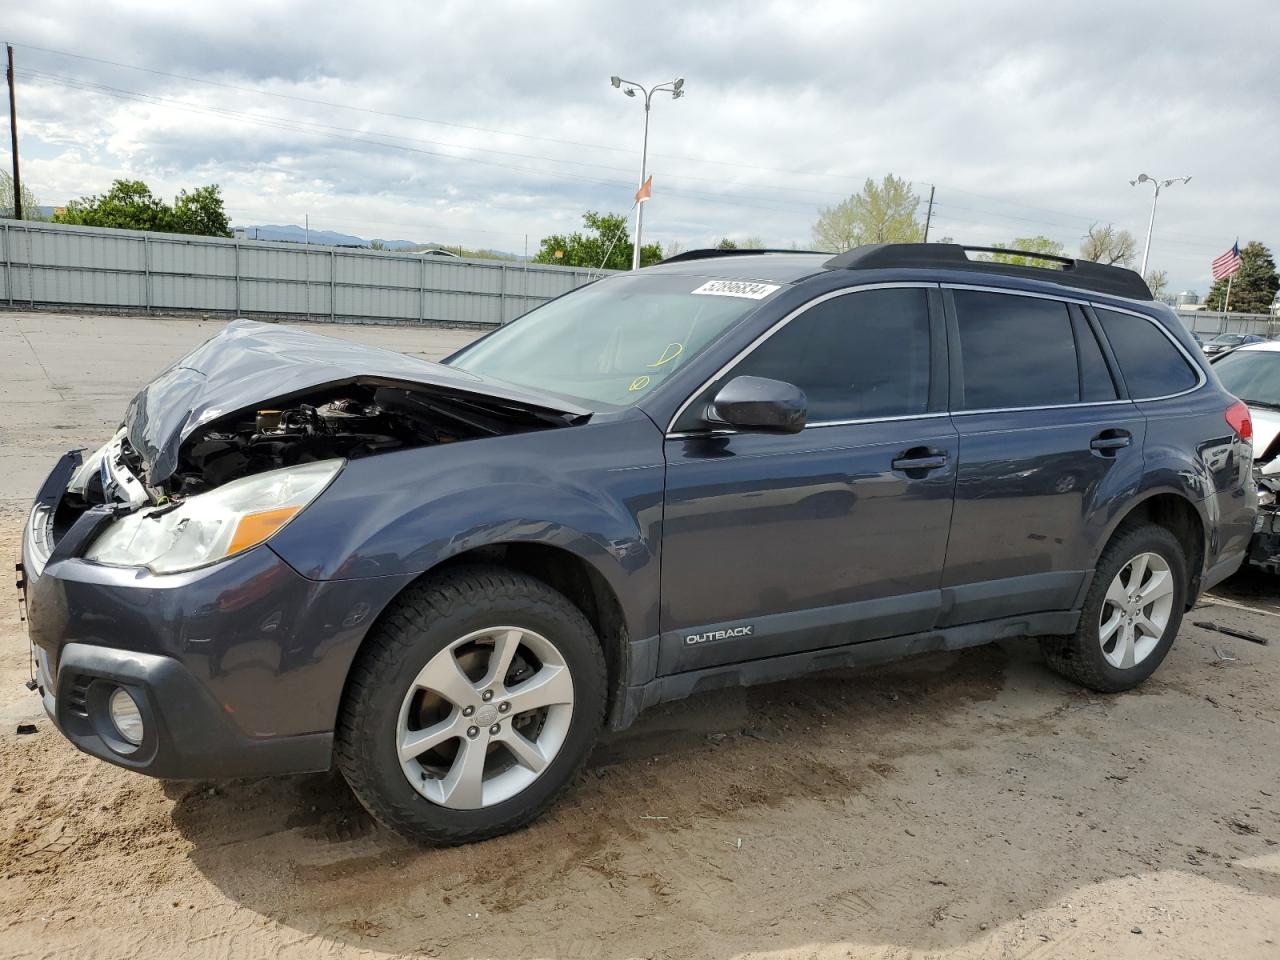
[{"left": 1241, "top": 398, "right": 1280, "bottom": 410}]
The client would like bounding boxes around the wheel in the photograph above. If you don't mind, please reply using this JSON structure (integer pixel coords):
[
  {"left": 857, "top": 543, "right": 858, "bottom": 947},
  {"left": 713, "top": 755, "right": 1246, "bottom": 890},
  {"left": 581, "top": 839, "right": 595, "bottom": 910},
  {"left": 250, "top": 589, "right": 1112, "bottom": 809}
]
[
  {"left": 336, "top": 565, "right": 607, "bottom": 844},
  {"left": 1039, "top": 524, "right": 1187, "bottom": 693}
]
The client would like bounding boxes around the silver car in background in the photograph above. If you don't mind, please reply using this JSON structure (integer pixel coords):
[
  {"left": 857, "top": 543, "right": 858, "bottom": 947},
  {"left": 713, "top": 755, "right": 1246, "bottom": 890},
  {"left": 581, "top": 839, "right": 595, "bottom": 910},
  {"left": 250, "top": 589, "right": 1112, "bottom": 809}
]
[{"left": 1212, "top": 340, "right": 1280, "bottom": 571}]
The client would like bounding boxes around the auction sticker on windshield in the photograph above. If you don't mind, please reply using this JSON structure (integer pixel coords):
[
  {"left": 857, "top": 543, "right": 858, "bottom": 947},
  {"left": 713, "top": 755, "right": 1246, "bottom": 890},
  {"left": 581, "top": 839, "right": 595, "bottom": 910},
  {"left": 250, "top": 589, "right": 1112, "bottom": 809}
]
[{"left": 691, "top": 280, "right": 781, "bottom": 300}]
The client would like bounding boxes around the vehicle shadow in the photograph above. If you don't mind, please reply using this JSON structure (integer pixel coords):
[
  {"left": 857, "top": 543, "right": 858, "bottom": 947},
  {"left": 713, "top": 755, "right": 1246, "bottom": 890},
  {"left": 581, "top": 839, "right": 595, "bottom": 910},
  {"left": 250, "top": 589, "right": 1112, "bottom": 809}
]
[
  {"left": 165, "top": 614, "right": 1280, "bottom": 958},
  {"left": 1206, "top": 563, "right": 1280, "bottom": 615}
]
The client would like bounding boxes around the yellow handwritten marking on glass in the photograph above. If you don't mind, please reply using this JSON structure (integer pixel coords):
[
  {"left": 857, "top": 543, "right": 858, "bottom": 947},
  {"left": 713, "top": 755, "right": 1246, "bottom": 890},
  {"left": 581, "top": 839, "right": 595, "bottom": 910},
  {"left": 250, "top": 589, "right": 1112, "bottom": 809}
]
[
  {"left": 628, "top": 376, "right": 651, "bottom": 392},
  {"left": 648, "top": 342, "right": 684, "bottom": 367}
]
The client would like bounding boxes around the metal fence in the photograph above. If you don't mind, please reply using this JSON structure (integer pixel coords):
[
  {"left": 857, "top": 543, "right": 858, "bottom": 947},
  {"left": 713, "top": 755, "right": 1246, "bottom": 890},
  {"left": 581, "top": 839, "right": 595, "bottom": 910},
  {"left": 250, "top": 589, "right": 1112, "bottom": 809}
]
[
  {"left": 1176, "top": 309, "right": 1279, "bottom": 339},
  {"left": 0, "top": 218, "right": 607, "bottom": 326}
]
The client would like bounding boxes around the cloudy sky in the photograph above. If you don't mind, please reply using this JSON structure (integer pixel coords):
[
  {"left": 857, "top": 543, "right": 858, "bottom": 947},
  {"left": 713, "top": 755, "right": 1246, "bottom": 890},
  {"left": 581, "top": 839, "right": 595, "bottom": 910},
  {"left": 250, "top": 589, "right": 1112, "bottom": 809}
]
[{"left": 2, "top": 0, "right": 1276, "bottom": 293}]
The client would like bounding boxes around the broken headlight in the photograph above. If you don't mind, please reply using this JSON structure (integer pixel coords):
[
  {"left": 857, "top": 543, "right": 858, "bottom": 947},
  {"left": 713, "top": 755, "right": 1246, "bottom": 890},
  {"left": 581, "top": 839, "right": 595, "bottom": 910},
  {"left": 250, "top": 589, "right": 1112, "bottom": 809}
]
[
  {"left": 84, "top": 459, "right": 342, "bottom": 574},
  {"left": 1256, "top": 462, "right": 1280, "bottom": 509}
]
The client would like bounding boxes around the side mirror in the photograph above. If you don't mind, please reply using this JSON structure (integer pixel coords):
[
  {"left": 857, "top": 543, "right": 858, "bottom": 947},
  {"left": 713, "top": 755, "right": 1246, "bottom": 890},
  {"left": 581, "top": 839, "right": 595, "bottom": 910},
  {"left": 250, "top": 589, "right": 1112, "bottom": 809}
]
[{"left": 709, "top": 375, "right": 807, "bottom": 434}]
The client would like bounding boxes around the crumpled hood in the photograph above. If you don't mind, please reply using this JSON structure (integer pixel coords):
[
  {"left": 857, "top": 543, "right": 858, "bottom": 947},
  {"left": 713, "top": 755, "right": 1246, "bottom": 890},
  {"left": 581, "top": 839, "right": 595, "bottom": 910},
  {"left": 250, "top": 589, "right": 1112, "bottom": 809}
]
[{"left": 125, "top": 319, "right": 590, "bottom": 484}]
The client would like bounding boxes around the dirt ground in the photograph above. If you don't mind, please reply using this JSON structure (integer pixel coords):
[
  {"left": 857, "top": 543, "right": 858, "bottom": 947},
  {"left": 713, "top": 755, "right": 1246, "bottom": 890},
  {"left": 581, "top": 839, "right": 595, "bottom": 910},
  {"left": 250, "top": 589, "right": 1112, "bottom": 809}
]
[{"left": 1, "top": 311, "right": 1278, "bottom": 960}]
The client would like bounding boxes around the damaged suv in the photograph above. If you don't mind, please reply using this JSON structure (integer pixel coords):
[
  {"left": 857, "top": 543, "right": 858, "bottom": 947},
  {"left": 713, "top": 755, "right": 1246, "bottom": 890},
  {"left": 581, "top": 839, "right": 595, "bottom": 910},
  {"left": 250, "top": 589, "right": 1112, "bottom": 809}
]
[
  {"left": 1209, "top": 339, "right": 1280, "bottom": 572},
  {"left": 20, "top": 244, "right": 1256, "bottom": 844}
]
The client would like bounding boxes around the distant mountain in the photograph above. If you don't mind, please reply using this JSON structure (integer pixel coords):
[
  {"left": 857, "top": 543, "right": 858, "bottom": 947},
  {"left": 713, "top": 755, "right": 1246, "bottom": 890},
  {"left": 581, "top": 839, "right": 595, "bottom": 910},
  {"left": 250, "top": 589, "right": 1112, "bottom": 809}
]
[{"left": 231, "top": 223, "right": 423, "bottom": 248}]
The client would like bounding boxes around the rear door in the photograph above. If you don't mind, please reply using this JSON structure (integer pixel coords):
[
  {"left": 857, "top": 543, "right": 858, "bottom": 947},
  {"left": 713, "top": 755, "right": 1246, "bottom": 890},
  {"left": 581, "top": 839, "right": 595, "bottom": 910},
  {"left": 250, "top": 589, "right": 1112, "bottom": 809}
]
[
  {"left": 939, "top": 287, "right": 1146, "bottom": 625},
  {"left": 659, "top": 284, "right": 958, "bottom": 673}
]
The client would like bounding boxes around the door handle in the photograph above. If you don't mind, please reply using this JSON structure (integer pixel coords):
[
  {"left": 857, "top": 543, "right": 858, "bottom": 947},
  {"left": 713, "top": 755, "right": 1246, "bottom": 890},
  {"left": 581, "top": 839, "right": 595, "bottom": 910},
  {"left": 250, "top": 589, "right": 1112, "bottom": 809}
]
[
  {"left": 892, "top": 449, "right": 948, "bottom": 473},
  {"left": 1090, "top": 430, "right": 1131, "bottom": 454}
]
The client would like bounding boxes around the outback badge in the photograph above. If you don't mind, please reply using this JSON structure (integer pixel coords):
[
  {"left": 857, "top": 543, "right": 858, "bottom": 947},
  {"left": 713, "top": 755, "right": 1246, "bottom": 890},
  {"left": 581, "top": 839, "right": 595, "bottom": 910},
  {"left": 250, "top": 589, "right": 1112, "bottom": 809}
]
[{"left": 685, "top": 625, "right": 754, "bottom": 645}]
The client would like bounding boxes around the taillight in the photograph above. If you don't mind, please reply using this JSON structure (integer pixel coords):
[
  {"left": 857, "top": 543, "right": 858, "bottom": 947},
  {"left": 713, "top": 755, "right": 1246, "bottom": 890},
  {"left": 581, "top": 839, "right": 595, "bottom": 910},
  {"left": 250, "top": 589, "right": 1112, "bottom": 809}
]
[{"left": 1225, "top": 399, "right": 1253, "bottom": 442}]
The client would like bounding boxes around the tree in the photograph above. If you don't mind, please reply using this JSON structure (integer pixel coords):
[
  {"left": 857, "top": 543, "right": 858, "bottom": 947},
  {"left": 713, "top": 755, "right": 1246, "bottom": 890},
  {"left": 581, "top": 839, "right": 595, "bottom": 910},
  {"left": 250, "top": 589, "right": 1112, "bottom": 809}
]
[
  {"left": 171, "top": 185, "right": 231, "bottom": 237},
  {"left": 1204, "top": 241, "right": 1280, "bottom": 313},
  {"left": 811, "top": 174, "right": 922, "bottom": 252},
  {"left": 715, "top": 236, "right": 766, "bottom": 251},
  {"left": 981, "top": 236, "right": 1065, "bottom": 266},
  {"left": 0, "top": 172, "right": 45, "bottom": 220},
  {"left": 1145, "top": 269, "right": 1169, "bottom": 300},
  {"left": 52, "top": 178, "right": 232, "bottom": 237},
  {"left": 1079, "top": 223, "right": 1137, "bottom": 267},
  {"left": 54, "top": 179, "right": 170, "bottom": 231},
  {"left": 533, "top": 211, "right": 663, "bottom": 271}
]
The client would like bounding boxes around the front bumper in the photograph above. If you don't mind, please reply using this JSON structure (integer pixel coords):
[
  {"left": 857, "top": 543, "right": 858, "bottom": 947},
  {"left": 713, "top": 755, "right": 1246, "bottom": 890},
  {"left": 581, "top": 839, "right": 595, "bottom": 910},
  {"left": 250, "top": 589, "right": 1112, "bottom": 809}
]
[
  {"left": 20, "top": 452, "right": 413, "bottom": 780},
  {"left": 39, "top": 642, "right": 334, "bottom": 779}
]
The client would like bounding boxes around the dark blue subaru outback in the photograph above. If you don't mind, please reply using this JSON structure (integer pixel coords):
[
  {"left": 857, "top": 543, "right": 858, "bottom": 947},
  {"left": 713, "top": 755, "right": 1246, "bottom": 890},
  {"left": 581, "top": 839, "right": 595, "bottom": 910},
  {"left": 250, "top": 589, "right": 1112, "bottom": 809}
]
[{"left": 20, "top": 244, "right": 1257, "bottom": 843}]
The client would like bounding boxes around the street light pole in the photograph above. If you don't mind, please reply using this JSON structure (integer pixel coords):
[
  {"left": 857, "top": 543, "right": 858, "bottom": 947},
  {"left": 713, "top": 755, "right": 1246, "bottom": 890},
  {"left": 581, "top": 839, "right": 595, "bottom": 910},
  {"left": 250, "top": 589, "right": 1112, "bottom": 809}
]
[
  {"left": 610, "top": 75, "right": 684, "bottom": 270},
  {"left": 1130, "top": 173, "right": 1191, "bottom": 276},
  {"left": 635, "top": 97, "right": 652, "bottom": 272}
]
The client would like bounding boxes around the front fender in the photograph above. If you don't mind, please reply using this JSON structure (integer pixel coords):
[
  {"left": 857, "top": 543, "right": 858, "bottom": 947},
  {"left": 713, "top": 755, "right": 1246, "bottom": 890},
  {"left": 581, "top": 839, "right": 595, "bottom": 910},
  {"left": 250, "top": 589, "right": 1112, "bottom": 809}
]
[{"left": 269, "top": 413, "right": 666, "bottom": 642}]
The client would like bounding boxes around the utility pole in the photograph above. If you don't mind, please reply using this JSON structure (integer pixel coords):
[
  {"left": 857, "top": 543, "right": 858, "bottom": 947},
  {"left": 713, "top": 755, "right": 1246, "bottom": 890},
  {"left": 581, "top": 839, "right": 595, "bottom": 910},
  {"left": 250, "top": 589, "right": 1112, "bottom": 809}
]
[
  {"left": 6, "top": 44, "right": 21, "bottom": 220},
  {"left": 922, "top": 184, "right": 935, "bottom": 242}
]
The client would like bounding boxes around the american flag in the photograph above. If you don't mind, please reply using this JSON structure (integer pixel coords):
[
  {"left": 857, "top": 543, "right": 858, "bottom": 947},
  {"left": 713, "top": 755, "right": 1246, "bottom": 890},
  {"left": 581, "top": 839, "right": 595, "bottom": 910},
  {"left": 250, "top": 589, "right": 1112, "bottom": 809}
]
[{"left": 1212, "top": 242, "right": 1243, "bottom": 281}]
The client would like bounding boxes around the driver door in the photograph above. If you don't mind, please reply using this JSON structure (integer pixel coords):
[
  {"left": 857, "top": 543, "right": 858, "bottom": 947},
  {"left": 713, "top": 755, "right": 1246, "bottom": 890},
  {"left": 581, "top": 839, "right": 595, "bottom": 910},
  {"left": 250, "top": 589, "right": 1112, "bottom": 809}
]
[{"left": 658, "top": 285, "right": 957, "bottom": 674}]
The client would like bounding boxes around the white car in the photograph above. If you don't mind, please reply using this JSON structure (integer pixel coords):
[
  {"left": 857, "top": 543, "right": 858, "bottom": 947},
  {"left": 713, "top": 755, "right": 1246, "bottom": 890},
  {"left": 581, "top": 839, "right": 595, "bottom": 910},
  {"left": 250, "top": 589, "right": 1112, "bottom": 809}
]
[{"left": 1212, "top": 341, "right": 1280, "bottom": 571}]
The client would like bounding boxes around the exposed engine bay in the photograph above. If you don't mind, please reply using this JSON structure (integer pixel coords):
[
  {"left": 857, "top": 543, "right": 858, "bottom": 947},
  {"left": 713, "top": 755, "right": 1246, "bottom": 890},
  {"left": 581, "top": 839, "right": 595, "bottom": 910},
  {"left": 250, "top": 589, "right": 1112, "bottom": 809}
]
[
  {"left": 59, "top": 382, "right": 573, "bottom": 525},
  {"left": 157, "top": 383, "right": 569, "bottom": 498}
]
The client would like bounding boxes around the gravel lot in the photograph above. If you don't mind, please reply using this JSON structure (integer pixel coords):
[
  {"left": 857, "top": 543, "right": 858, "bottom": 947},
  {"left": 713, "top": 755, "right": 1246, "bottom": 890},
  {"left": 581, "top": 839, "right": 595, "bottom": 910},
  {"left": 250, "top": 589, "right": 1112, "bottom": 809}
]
[{"left": 1, "top": 310, "right": 1278, "bottom": 960}]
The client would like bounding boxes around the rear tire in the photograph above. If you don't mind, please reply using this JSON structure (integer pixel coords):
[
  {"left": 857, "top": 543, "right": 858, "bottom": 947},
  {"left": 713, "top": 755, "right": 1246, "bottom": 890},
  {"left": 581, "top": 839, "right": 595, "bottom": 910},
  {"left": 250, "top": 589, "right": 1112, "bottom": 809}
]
[
  {"left": 336, "top": 565, "right": 607, "bottom": 845},
  {"left": 1040, "top": 524, "right": 1187, "bottom": 693}
]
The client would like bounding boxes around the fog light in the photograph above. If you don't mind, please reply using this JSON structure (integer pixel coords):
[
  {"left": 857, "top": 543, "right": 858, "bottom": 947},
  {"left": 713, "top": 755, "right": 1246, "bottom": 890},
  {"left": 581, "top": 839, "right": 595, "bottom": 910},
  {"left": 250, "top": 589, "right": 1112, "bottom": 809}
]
[{"left": 108, "top": 687, "right": 144, "bottom": 746}]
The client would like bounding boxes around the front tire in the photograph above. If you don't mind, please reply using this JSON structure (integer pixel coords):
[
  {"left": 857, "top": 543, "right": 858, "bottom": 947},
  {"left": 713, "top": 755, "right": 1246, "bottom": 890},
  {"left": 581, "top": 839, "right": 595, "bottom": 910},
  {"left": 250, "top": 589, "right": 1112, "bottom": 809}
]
[
  {"left": 336, "top": 566, "right": 607, "bottom": 844},
  {"left": 1040, "top": 524, "right": 1187, "bottom": 693}
]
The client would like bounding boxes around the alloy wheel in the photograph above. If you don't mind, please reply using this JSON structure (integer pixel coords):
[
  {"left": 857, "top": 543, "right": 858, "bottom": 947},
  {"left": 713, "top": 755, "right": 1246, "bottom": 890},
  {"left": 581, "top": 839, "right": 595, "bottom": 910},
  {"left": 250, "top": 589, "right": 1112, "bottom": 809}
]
[
  {"left": 396, "top": 626, "right": 575, "bottom": 809},
  {"left": 1098, "top": 552, "right": 1175, "bottom": 670}
]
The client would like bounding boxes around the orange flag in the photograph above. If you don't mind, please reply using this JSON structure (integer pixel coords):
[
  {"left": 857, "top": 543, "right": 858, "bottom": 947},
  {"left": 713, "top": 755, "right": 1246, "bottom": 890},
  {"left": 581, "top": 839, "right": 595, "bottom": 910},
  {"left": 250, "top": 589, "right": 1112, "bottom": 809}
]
[{"left": 635, "top": 175, "right": 653, "bottom": 204}]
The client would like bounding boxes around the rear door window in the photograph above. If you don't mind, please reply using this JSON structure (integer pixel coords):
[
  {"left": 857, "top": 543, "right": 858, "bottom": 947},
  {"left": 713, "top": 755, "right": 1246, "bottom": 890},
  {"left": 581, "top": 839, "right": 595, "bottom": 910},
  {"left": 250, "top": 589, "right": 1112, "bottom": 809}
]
[
  {"left": 953, "top": 291, "right": 1079, "bottom": 409},
  {"left": 1095, "top": 309, "right": 1200, "bottom": 398}
]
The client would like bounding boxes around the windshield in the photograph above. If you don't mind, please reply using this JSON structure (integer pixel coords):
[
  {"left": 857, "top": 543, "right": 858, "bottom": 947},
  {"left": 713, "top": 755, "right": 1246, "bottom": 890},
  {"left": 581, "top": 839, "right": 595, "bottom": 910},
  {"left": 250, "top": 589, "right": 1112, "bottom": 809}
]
[
  {"left": 1214, "top": 349, "right": 1280, "bottom": 408},
  {"left": 1210, "top": 334, "right": 1246, "bottom": 345},
  {"left": 448, "top": 273, "right": 784, "bottom": 408}
]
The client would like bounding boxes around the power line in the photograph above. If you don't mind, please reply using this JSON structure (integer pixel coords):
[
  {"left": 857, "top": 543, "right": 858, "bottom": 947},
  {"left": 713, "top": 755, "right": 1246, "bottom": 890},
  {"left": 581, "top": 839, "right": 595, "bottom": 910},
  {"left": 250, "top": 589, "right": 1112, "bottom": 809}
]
[
  {"left": 7, "top": 40, "right": 1241, "bottom": 256},
  {"left": 27, "top": 68, "right": 849, "bottom": 201},
  {"left": 926, "top": 211, "right": 1223, "bottom": 262},
  {"left": 5, "top": 39, "right": 903, "bottom": 185},
  {"left": 28, "top": 71, "right": 834, "bottom": 215}
]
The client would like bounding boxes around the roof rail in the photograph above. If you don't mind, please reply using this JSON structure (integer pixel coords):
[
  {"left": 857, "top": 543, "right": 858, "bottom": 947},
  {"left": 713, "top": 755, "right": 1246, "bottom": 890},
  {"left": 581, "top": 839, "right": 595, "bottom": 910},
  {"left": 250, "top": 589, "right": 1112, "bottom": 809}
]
[
  {"left": 823, "top": 243, "right": 1153, "bottom": 301},
  {"left": 659, "top": 247, "right": 831, "bottom": 265}
]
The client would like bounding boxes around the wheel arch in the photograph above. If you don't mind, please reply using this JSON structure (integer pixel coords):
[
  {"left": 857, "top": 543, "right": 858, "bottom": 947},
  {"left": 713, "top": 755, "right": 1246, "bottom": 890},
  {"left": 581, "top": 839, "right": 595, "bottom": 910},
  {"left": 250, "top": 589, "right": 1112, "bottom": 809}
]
[
  {"left": 1095, "top": 490, "right": 1207, "bottom": 605},
  {"left": 337, "top": 540, "right": 635, "bottom": 736}
]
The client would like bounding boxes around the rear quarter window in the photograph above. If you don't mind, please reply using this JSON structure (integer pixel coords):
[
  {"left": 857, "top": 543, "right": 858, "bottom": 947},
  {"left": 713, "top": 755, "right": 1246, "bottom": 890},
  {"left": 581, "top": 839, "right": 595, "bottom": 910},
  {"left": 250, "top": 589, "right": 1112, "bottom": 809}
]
[{"left": 1095, "top": 308, "right": 1200, "bottom": 398}]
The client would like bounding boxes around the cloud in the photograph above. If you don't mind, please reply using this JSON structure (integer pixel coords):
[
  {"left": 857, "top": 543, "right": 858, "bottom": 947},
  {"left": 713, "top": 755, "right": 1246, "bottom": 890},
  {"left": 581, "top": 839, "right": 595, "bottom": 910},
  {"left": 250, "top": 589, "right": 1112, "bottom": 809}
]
[{"left": 3, "top": 0, "right": 1277, "bottom": 288}]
